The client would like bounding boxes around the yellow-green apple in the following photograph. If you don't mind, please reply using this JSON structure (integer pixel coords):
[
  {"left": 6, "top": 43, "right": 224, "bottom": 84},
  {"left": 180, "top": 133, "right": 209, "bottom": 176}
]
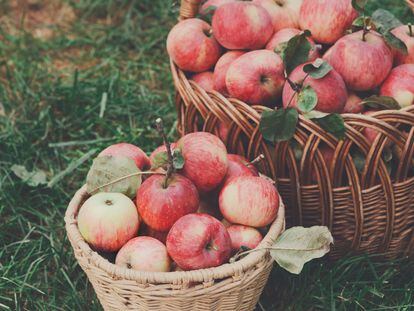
[
  {"left": 227, "top": 224, "right": 263, "bottom": 252},
  {"left": 166, "top": 213, "right": 232, "bottom": 270},
  {"left": 77, "top": 192, "right": 140, "bottom": 252},
  {"left": 283, "top": 63, "right": 347, "bottom": 113},
  {"left": 343, "top": 93, "right": 363, "bottom": 113},
  {"left": 199, "top": 0, "right": 235, "bottom": 15},
  {"left": 226, "top": 50, "right": 285, "bottom": 105},
  {"left": 266, "top": 28, "right": 320, "bottom": 61},
  {"left": 253, "top": 0, "right": 303, "bottom": 32},
  {"left": 140, "top": 223, "right": 168, "bottom": 244},
  {"left": 136, "top": 174, "right": 199, "bottom": 231},
  {"left": 380, "top": 64, "right": 414, "bottom": 108},
  {"left": 391, "top": 25, "right": 414, "bottom": 65},
  {"left": 177, "top": 132, "right": 228, "bottom": 192},
  {"left": 192, "top": 71, "right": 215, "bottom": 92},
  {"left": 99, "top": 143, "right": 150, "bottom": 171},
  {"left": 167, "top": 18, "right": 221, "bottom": 72},
  {"left": 323, "top": 31, "right": 393, "bottom": 91},
  {"left": 221, "top": 154, "right": 258, "bottom": 186},
  {"left": 149, "top": 142, "right": 177, "bottom": 168},
  {"left": 212, "top": 2, "right": 273, "bottom": 50},
  {"left": 299, "top": 0, "right": 358, "bottom": 44},
  {"left": 115, "top": 236, "right": 171, "bottom": 272},
  {"left": 219, "top": 176, "right": 279, "bottom": 227},
  {"left": 213, "top": 51, "right": 245, "bottom": 95}
]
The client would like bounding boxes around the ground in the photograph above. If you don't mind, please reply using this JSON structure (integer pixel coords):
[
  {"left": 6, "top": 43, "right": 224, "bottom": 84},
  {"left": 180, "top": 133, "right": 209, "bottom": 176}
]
[{"left": 0, "top": 0, "right": 413, "bottom": 310}]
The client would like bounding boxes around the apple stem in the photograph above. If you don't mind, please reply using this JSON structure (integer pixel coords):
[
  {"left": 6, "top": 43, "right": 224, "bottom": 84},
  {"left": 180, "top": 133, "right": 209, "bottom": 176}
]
[
  {"left": 248, "top": 154, "right": 265, "bottom": 167},
  {"left": 285, "top": 74, "right": 310, "bottom": 108},
  {"left": 155, "top": 118, "right": 174, "bottom": 189},
  {"left": 409, "top": 23, "right": 413, "bottom": 37}
]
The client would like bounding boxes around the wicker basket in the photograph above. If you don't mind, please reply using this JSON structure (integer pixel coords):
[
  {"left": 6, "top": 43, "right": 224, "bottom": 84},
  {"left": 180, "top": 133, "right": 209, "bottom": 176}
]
[
  {"left": 172, "top": 0, "right": 414, "bottom": 259},
  {"left": 65, "top": 185, "right": 285, "bottom": 311}
]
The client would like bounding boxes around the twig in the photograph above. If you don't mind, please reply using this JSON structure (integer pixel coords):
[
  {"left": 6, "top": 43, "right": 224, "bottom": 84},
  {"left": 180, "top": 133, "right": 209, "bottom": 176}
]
[{"left": 155, "top": 118, "right": 174, "bottom": 188}]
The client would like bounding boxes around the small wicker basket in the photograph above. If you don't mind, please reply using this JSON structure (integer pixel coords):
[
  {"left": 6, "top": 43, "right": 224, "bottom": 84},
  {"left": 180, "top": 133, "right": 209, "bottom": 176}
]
[
  {"left": 65, "top": 185, "right": 285, "bottom": 311},
  {"left": 173, "top": 0, "right": 414, "bottom": 259}
]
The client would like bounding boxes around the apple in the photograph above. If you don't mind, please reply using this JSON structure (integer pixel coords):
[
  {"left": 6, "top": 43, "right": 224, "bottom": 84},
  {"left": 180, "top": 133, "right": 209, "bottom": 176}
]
[
  {"left": 228, "top": 154, "right": 259, "bottom": 176},
  {"left": 136, "top": 174, "right": 199, "bottom": 231},
  {"left": 212, "top": 2, "right": 273, "bottom": 50},
  {"left": 199, "top": 0, "right": 235, "bottom": 15},
  {"left": 343, "top": 93, "right": 363, "bottom": 113},
  {"left": 266, "top": 28, "right": 320, "bottom": 62},
  {"left": 311, "top": 144, "right": 335, "bottom": 181},
  {"left": 192, "top": 71, "right": 215, "bottom": 92},
  {"left": 391, "top": 25, "right": 414, "bottom": 65},
  {"left": 253, "top": 0, "right": 303, "bottom": 32},
  {"left": 227, "top": 224, "right": 263, "bottom": 252},
  {"left": 115, "top": 236, "right": 171, "bottom": 272},
  {"left": 221, "top": 154, "right": 258, "bottom": 186},
  {"left": 99, "top": 143, "right": 150, "bottom": 171},
  {"left": 166, "top": 213, "right": 232, "bottom": 270},
  {"left": 167, "top": 18, "right": 221, "bottom": 72},
  {"left": 140, "top": 223, "right": 168, "bottom": 244},
  {"left": 282, "top": 63, "right": 347, "bottom": 113},
  {"left": 299, "top": 0, "right": 358, "bottom": 44},
  {"left": 219, "top": 176, "right": 279, "bottom": 227},
  {"left": 380, "top": 64, "right": 414, "bottom": 108},
  {"left": 77, "top": 192, "right": 140, "bottom": 252},
  {"left": 177, "top": 132, "right": 228, "bottom": 192},
  {"left": 323, "top": 31, "right": 393, "bottom": 91},
  {"left": 226, "top": 50, "right": 285, "bottom": 105},
  {"left": 213, "top": 51, "right": 246, "bottom": 95},
  {"left": 149, "top": 142, "right": 177, "bottom": 168}
]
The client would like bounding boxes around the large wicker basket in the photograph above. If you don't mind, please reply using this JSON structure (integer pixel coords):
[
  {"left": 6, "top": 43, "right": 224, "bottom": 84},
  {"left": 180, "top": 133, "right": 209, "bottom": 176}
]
[
  {"left": 173, "top": 0, "right": 414, "bottom": 259},
  {"left": 65, "top": 185, "right": 285, "bottom": 311}
]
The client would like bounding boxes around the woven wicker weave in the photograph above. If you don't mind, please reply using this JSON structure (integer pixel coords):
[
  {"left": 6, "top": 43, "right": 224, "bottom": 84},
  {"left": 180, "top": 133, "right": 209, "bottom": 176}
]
[
  {"left": 65, "top": 185, "right": 285, "bottom": 310},
  {"left": 173, "top": 0, "right": 414, "bottom": 259}
]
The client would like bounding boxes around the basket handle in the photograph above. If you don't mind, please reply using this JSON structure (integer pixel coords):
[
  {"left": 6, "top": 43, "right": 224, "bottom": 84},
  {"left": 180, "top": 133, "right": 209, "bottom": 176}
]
[{"left": 179, "top": 0, "right": 203, "bottom": 20}]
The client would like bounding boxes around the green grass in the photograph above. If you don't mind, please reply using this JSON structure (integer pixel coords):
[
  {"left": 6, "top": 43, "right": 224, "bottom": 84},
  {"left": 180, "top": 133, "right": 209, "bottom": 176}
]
[{"left": 0, "top": 0, "right": 413, "bottom": 310}]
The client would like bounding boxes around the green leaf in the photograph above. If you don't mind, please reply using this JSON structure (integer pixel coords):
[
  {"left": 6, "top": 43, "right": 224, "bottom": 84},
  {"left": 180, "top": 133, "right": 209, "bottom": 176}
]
[
  {"left": 314, "top": 113, "right": 346, "bottom": 140},
  {"left": 351, "top": 16, "right": 376, "bottom": 32},
  {"left": 303, "top": 58, "right": 332, "bottom": 79},
  {"left": 172, "top": 149, "right": 185, "bottom": 169},
  {"left": 11, "top": 165, "right": 48, "bottom": 187},
  {"left": 372, "top": 9, "right": 403, "bottom": 33},
  {"left": 303, "top": 110, "right": 329, "bottom": 119},
  {"left": 281, "top": 30, "right": 312, "bottom": 74},
  {"left": 86, "top": 156, "right": 142, "bottom": 198},
  {"left": 196, "top": 5, "right": 217, "bottom": 23},
  {"left": 352, "top": 0, "right": 368, "bottom": 12},
  {"left": 259, "top": 108, "right": 299, "bottom": 143},
  {"left": 360, "top": 95, "right": 401, "bottom": 110},
  {"left": 270, "top": 226, "right": 333, "bottom": 274},
  {"left": 297, "top": 85, "right": 318, "bottom": 113},
  {"left": 151, "top": 151, "right": 168, "bottom": 169},
  {"left": 383, "top": 30, "right": 408, "bottom": 53}
]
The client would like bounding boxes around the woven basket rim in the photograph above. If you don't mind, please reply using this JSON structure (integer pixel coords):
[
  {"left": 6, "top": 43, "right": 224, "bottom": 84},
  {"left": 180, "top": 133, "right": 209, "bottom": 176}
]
[{"left": 65, "top": 185, "right": 285, "bottom": 284}]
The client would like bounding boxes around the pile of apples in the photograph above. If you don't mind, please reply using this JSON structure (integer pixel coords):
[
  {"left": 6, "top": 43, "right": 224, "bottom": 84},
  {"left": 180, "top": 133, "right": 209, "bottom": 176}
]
[
  {"left": 77, "top": 127, "right": 279, "bottom": 272},
  {"left": 167, "top": 0, "right": 414, "bottom": 142}
]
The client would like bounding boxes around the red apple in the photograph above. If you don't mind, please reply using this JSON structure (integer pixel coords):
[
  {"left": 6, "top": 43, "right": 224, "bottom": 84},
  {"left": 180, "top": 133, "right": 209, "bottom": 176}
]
[
  {"left": 213, "top": 51, "right": 246, "bottom": 95},
  {"left": 253, "top": 0, "right": 303, "bottom": 32},
  {"left": 219, "top": 176, "right": 279, "bottom": 227},
  {"left": 343, "top": 93, "right": 363, "bottom": 114},
  {"left": 391, "top": 25, "right": 414, "bottom": 65},
  {"left": 299, "top": 0, "right": 358, "bottom": 44},
  {"left": 226, "top": 50, "right": 285, "bottom": 105},
  {"left": 166, "top": 213, "right": 232, "bottom": 270},
  {"left": 167, "top": 18, "right": 221, "bottom": 72},
  {"left": 149, "top": 142, "right": 177, "bottom": 168},
  {"left": 77, "top": 192, "right": 140, "bottom": 252},
  {"left": 221, "top": 154, "right": 258, "bottom": 186},
  {"left": 115, "top": 237, "right": 171, "bottom": 272},
  {"left": 228, "top": 154, "right": 259, "bottom": 175},
  {"left": 323, "top": 31, "right": 393, "bottom": 91},
  {"left": 140, "top": 223, "right": 169, "bottom": 244},
  {"left": 177, "top": 132, "right": 228, "bottom": 192},
  {"left": 380, "top": 64, "right": 414, "bottom": 108},
  {"left": 192, "top": 71, "right": 215, "bottom": 92},
  {"left": 99, "top": 143, "right": 150, "bottom": 171},
  {"left": 227, "top": 224, "right": 263, "bottom": 252},
  {"left": 282, "top": 63, "right": 347, "bottom": 113},
  {"left": 212, "top": 2, "right": 273, "bottom": 50},
  {"left": 199, "top": 0, "right": 235, "bottom": 15},
  {"left": 136, "top": 174, "right": 199, "bottom": 231}
]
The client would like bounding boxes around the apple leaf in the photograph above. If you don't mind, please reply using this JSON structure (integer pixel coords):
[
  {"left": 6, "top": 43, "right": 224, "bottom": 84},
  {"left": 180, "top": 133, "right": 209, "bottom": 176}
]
[
  {"left": 383, "top": 31, "right": 408, "bottom": 53},
  {"left": 172, "top": 149, "right": 185, "bottom": 169},
  {"left": 360, "top": 95, "right": 401, "bottom": 110},
  {"left": 352, "top": 0, "right": 368, "bottom": 12},
  {"left": 151, "top": 151, "right": 168, "bottom": 169},
  {"left": 86, "top": 155, "right": 142, "bottom": 198},
  {"left": 297, "top": 85, "right": 318, "bottom": 113},
  {"left": 196, "top": 5, "right": 217, "bottom": 23},
  {"left": 270, "top": 226, "right": 333, "bottom": 274},
  {"left": 259, "top": 108, "right": 299, "bottom": 143},
  {"left": 314, "top": 113, "right": 346, "bottom": 140},
  {"left": 372, "top": 9, "right": 403, "bottom": 32},
  {"left": 281, "top": 30, "right": 312, "bottom": 75},
  {"left": 11, "top": 165, "right": 48, "bottom": 187},
  {"left": 303, "top": 58, "right": 332, "bottom": 79}
]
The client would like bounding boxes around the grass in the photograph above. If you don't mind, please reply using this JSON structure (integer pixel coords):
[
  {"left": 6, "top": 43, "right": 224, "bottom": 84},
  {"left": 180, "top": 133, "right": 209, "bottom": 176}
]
[{"left": 0, "top": 0, "right": 413, "bottom": 310}]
